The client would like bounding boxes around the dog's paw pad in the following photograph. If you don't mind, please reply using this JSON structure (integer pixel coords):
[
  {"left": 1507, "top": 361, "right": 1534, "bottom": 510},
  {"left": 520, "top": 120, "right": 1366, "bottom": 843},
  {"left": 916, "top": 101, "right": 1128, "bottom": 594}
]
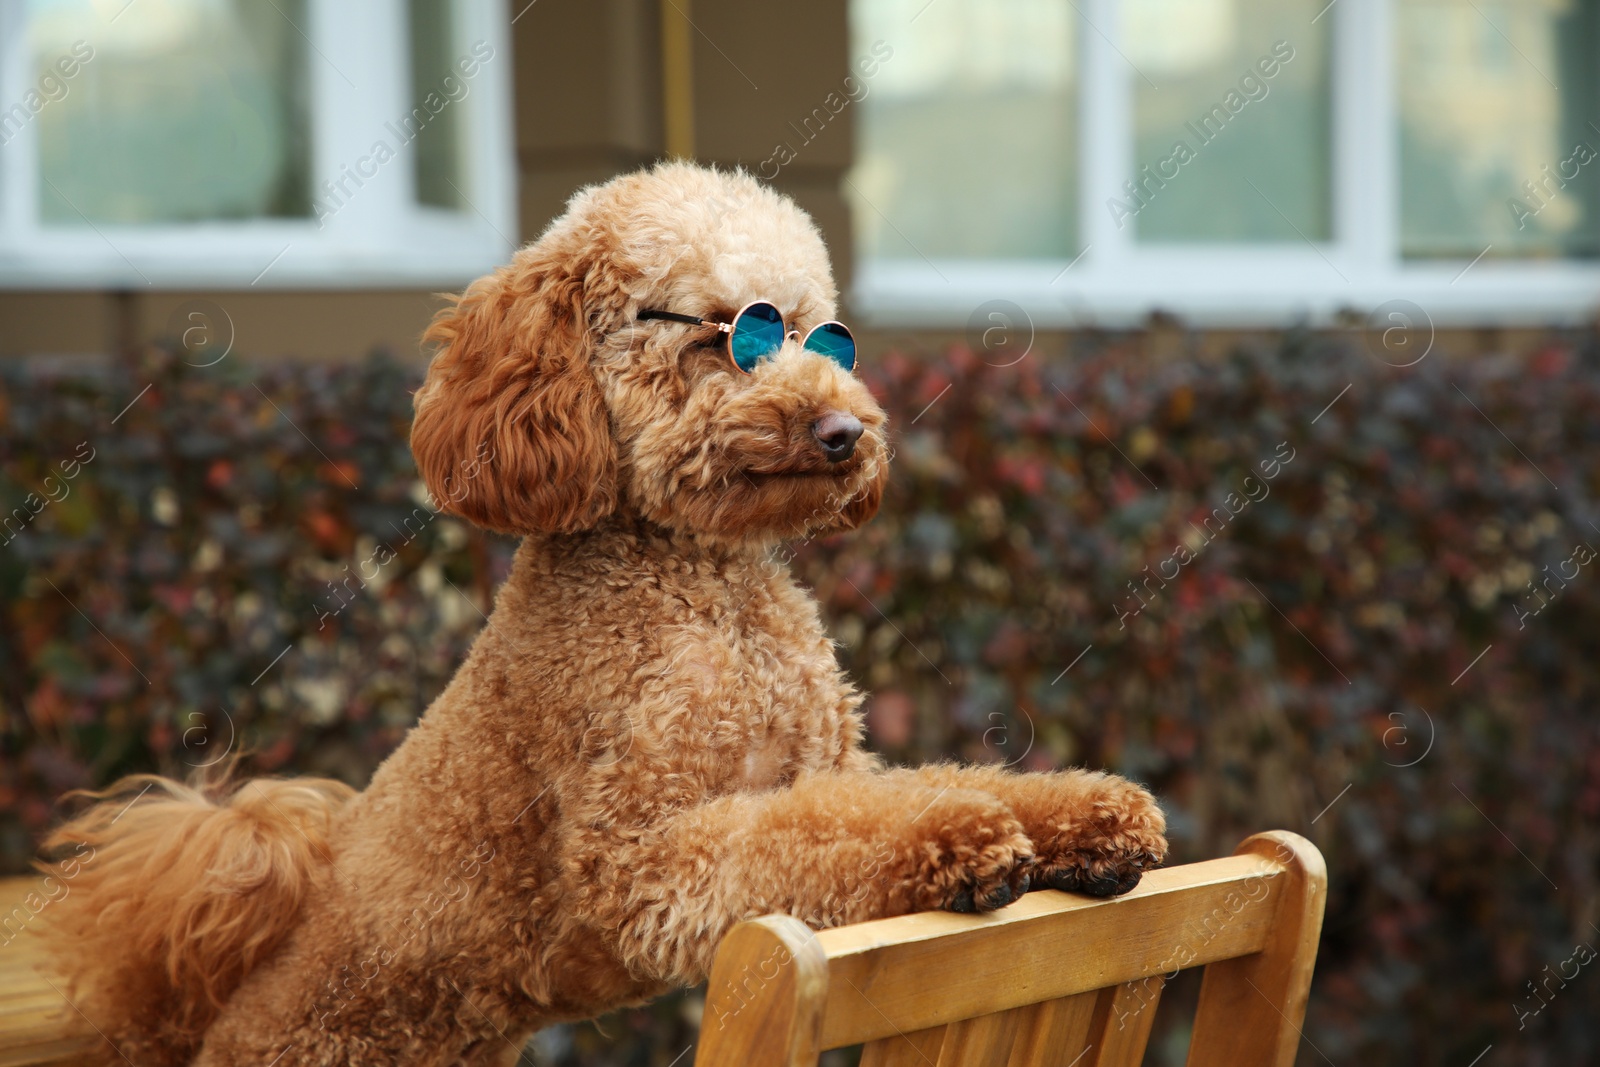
[
  {"left": 1034, "top": 852, "right": 1151, "bottom": 897},
  {"left": 900, "top": 789, "right": 1036, "bottom": 915},
  {"left": 933, "top": 845, "right": 1034, "bottom": 915},
  {"left": 1029, "top": 778, "right": 1167, "bottom": 899},
  {"left": 948, "top": 863, "right": 1032, "bottom": 913}
]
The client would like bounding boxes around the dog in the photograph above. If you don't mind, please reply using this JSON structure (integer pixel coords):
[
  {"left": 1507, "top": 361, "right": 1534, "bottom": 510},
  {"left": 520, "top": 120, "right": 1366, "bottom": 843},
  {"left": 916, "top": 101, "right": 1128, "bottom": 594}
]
[{"left": 39, "top": 163, "right": 1166, "bottom": 1066}]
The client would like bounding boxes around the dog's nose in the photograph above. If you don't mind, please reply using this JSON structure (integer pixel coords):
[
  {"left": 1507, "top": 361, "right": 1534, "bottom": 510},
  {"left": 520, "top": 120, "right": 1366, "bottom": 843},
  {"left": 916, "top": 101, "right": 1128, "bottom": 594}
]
[{"left": 812, "top": 410, "right": 863, "bottom": 463}]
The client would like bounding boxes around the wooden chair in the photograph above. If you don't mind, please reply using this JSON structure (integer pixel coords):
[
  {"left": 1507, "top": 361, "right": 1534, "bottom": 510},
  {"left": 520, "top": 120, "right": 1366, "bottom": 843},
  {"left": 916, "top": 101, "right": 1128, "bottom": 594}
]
[{"left": 695, "top": 831, "right": 1325, "bottom": 1067}]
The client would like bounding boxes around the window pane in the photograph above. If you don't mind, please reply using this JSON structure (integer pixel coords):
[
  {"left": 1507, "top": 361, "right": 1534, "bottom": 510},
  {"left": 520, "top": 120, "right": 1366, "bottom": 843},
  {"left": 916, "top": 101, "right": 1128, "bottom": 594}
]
[
  {"left": 852, "top": 0, "right": 1077, "bottom": 260},
  {"left": 31, "top": 0, "right": 312, "bottom": 225},
  {"left": 1398, "top": 0, "right": 1600, "bottom": 258},
  {"left": 408, "top": 0, "right": 465, "bottom": 211},
  {"left": 1125, "top": 0, "right": 1332, "bottom": 242}
]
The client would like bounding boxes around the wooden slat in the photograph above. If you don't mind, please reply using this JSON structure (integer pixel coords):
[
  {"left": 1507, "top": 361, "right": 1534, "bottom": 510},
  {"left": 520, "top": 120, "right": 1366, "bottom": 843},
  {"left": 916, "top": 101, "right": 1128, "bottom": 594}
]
[
  {"left": 934, "top": 1009, "right": 1021, "bottom": 1067},
  {"left": 1186, "top": 833, "right": 1327, "bottom": 1067},
  {"left": 1006, "top": 979, "right": 1163, "bottom": 1067},
  {"left": 0, "top": 1037, "right": 101, "bottom": 1067},
  {"left": 860, "top": 1025, "right": 947, "bottom": 1067},
  {"left": 1085, "top": 980, "right": 1163, "bottom": 1067},
  {"left": 0, "top": 878, "right": 100, "bottom": 1067},
  {"left": 695, "top": 916, "right": 830, "bottom": 1067},
  {"left": 1007, "top": 991, "right": 1100, "bottom": 1067},
  {"left": 816, "top": 854, "right": 1290, "bottom": 1048}
]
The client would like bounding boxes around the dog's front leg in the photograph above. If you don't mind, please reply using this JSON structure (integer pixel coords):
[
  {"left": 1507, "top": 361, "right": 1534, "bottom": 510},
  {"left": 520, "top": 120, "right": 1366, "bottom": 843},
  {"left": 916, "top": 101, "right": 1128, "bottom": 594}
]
[
  {"left": 587, "top": 770, "right": 1035, "bottom": 986},
  {"left": 879, "top": 764, "right": 1168, "bottom": 897}
]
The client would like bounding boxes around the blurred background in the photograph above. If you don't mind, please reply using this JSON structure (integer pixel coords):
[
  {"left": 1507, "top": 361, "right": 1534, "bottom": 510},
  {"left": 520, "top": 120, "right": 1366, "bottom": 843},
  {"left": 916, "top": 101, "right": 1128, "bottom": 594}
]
[{"left": 3, "top": 0, "right": 1600, "bottom": 1064}]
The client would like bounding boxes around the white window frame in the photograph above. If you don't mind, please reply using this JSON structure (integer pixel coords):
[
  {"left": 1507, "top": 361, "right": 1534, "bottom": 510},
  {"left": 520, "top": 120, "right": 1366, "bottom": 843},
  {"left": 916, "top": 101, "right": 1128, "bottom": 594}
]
[
  {"left": 854, "top": 0, "right": 1600, "bottom": 328},
  {"left": 0, "top": 0, "right": 516, "bottom": 289}
]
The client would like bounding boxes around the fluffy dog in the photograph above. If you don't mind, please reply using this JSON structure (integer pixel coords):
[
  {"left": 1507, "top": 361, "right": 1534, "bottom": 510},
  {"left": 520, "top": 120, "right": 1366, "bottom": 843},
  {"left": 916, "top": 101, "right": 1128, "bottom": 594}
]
[{"left": 39, "top": 163, "right": 1166, "bottom": 1066}]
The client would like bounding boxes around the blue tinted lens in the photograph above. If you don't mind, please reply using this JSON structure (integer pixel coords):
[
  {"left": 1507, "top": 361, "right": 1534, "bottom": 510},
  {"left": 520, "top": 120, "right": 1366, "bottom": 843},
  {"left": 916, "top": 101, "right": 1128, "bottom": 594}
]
[
  {"left": 729, "top": 302, "right": 785, "bottom": 372},
  {"left": 803, "top": 321, "right": 856, "bottom": 372}
]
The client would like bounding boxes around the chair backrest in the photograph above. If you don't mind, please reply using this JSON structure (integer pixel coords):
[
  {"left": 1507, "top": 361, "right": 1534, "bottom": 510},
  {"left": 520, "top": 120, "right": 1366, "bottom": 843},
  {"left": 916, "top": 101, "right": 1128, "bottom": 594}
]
[{"left": 694, "top": 831, "right": 1325, "bottom": 1067}]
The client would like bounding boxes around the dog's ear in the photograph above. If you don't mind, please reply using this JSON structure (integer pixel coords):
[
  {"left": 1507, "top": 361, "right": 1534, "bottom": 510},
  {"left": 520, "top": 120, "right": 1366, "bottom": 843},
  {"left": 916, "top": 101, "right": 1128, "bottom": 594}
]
[{"left": 412, "top": 245, "right": 617, "bottom": 535}]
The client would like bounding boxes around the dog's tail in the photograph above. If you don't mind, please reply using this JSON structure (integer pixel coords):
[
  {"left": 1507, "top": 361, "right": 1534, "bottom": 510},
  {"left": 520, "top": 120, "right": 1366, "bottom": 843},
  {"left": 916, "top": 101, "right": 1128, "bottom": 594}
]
[{"left": 36, "top": 774, "right": 356, "bottom": 1066}]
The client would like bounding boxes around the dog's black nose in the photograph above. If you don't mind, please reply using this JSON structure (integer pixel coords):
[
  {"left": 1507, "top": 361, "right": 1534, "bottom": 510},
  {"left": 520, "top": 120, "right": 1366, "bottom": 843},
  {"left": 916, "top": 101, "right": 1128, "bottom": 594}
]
[{"left": 812, "top": 411, "right": 863, "bottom": 463}]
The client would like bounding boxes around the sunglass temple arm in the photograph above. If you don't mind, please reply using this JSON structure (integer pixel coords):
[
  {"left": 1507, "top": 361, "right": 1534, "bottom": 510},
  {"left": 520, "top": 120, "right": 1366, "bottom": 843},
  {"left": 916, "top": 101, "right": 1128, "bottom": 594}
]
[{"left": 637, "top": 309, "right": 734, "bottom": 334}]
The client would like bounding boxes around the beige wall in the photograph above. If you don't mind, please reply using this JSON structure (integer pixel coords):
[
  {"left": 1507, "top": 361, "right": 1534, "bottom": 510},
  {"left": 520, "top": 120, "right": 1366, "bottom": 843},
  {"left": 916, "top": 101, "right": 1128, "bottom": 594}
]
[
  {"left": 514, "top": 0, "right": 856, "bottom": 285},
  {"left": 0, "top": 0, "right": 856, "bottom": 362},
  {"left": 0, "top": 290, "right": 447, "bottom": 364}
]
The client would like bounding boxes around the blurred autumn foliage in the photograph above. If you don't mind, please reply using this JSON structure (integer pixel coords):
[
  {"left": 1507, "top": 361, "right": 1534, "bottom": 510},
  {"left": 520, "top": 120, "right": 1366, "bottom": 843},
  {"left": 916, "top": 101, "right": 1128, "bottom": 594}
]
[
  {"left": 4, "top": 332, "right": 1600, "bottom": 1064},
  {"left": 0, "top": 351, "right": 507, "bottom": 847}
]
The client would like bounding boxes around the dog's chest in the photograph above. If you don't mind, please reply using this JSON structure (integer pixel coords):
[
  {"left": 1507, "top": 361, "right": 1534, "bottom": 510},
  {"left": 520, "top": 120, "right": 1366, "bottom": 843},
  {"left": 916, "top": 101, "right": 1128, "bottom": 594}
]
[{"left": 634, "top": 576, "right": 852, "bottom": 789}]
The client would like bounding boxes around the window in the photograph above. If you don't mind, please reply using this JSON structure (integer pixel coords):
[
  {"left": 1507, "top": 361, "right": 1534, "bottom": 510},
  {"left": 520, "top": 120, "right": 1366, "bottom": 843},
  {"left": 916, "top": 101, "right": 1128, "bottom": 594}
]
[
  {"left": 851, "top": 0, "right": 1600, "bottom": 325},
  {"left": 1397, "top": 0, "right": 1600, "bottom": 258},
  {"left": 854, "top": 0, "right": 1079, "bottom": 260},
  {"left": 0, "top": 0, "right": 515, "bottom": 289},
  {"left": 1128, "top": 0, "right": 1330, "bottom": 243}
]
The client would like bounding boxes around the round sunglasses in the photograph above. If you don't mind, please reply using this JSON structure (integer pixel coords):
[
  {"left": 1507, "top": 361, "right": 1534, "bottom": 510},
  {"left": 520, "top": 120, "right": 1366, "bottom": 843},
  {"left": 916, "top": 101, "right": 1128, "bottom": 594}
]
[{"left": 638, "top": 300, "right": 857, "bottom": 374}]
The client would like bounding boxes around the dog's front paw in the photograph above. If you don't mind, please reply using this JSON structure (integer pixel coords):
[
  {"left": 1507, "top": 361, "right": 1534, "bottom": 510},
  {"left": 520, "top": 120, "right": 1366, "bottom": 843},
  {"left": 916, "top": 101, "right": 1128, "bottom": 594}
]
[
  {"left": 1031, "top": 775, "right": 1167, "bottom": 898},
  {"left": 899, "top": 789, "right": 1035, "bottom": 914}
]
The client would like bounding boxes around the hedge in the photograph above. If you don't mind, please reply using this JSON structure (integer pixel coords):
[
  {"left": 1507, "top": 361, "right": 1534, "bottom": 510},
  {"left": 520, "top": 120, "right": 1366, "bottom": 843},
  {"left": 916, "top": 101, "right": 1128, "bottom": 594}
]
[{"left": 3, "top": 329, "right": 1599, "bottom": 1065}]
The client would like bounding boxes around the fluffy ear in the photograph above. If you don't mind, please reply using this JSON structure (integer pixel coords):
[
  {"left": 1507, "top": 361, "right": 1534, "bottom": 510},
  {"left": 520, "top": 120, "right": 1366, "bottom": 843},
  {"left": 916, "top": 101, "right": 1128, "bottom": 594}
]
[{"left": 412, "top": 247, "right": 617, "bottom": 535}]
